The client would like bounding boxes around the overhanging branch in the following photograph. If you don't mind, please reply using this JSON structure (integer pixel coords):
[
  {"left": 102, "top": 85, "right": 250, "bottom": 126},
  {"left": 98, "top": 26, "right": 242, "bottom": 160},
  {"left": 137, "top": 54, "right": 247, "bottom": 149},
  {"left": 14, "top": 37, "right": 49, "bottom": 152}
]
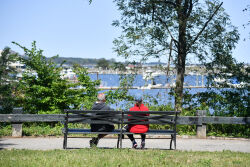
[
  {"left": 186, "top": 0, "right": 193, "bottom": 18},
  {"left": 187, "top": 2, "right": 223, "bottom": 51},
  {"left": 152, "top": 0, "right": 177, "bottom": 8},
  {"left": 155, "top": 15, "right": 179, "bottom": 48}
]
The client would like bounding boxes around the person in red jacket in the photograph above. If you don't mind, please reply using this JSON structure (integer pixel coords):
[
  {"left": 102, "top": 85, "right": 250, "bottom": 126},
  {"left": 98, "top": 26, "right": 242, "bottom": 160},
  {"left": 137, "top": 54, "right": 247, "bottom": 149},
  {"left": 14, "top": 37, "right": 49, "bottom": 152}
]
[{"left": 127, "top": 97, "right": 149, "bottom": 149}]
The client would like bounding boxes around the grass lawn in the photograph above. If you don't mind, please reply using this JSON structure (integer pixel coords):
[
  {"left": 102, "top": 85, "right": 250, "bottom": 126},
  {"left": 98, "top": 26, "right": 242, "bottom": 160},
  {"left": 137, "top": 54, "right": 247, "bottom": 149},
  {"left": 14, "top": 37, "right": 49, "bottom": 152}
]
[{"left": 0, "top": 149, "right": 249, "bottom": 167}]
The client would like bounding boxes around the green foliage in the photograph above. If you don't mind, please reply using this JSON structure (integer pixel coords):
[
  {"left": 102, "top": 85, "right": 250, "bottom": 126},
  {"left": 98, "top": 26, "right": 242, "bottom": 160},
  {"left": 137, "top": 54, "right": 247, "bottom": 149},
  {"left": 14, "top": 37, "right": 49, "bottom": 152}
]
[
  {"left": 148, "top": 103, "right": 173, "bottom": 111},
  {"left": 0, "top": 47, "right": 18, "bottom": 113},
  {"left": 177, "top": 125, "right": 197, "bottom": 136},
  {"left": 198, "top": 61, "right": 249, "bottom": 117},
  {"left": 22, "top": 123, "right": 63, "bottom": 136},
  {"left": 12, "top": 41, "right": 100, "bottom": 113},
  {"left": 105, "top": 74, "right": 134, "bottom": 109},
  {"left": 70, "top": 64, "right": 100, "bottom": 109},
  {"left": 110, "top": 62, "right": 127, "bottom": 71},
  {"left": 105, "top": 64, "right": 135, "bottom": 109},
  {"left": 207, "top": 124, "right": 250, "bottom": 138},
  {"left": 0, "top": 123, "right": 12, "bottom": 136},
  {"left": 0, "top": 123, "right": 90, "bottom": 137},
  {"left": 96, "top": 58, "right": 111, "bottom": 70},
  {"left": 12, "top": 41, "right": 69, "bottom": 114}
]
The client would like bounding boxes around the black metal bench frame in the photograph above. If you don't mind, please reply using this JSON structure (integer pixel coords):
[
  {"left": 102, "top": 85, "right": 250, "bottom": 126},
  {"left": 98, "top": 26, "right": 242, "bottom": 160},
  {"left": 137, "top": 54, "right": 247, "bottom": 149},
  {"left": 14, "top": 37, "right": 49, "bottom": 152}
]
[{"left": 63, "top": 109, "right": 180, "bottom": 149}]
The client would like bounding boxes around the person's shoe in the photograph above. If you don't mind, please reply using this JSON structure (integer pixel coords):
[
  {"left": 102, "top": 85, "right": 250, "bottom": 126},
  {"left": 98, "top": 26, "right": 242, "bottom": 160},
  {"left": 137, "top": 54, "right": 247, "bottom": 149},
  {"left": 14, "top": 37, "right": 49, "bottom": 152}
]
[
  {"left": 141, "top": 141, "right": 145, "bottom": 149},
  {"left": 132, "top": 141, "right": 137, "bottom": 149},
  {"left": 89, "top": 137, "right": 98, "bottom": 147}
]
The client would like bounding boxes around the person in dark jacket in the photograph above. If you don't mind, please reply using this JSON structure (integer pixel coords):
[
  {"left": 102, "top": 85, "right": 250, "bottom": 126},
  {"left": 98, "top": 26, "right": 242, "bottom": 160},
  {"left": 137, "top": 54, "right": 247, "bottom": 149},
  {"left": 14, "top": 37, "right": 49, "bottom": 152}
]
[
  {"left": 127, "top": 97, "right": 149, "bottom": 149},
  {"left": 89, "top": 93, "right": 114, "bottom": 147}
]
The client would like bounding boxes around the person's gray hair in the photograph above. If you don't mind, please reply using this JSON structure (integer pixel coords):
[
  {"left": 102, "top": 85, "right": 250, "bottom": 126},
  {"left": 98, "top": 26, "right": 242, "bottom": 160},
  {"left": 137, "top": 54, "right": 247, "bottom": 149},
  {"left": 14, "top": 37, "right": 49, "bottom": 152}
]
[{"left": 97, "top": 93, "right": 106, "bottom": 102}]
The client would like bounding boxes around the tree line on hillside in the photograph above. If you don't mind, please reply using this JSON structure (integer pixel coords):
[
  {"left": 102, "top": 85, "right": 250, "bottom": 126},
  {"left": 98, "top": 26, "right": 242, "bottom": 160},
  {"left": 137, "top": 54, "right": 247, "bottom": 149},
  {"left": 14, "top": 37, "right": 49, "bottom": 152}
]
[
  {"left": 50, "top": 57, "right": 116, "bottom": 66},
  {"left": 50, "top": 57, "right": 170, "bottom": 69}
]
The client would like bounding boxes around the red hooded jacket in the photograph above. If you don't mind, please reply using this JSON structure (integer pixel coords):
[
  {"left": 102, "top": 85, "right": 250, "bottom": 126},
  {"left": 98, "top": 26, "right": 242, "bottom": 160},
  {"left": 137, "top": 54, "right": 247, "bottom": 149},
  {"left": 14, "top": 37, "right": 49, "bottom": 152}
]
[{"left": 128, "top": 103, "right": 149, "bottom": 133}]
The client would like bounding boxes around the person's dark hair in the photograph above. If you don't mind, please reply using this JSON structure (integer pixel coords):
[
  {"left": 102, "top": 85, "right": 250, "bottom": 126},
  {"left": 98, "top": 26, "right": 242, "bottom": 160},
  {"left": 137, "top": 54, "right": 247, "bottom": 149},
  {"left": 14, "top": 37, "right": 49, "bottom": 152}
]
[{"left": 134, "top": 96, "right": 142, "bottom": 103}]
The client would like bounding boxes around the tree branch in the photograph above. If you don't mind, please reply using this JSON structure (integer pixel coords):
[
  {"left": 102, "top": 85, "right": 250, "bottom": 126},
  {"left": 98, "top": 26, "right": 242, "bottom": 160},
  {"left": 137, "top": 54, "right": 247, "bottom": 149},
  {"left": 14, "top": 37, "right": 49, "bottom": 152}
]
[
  {"left": 186, "top": 0, "right": 193, "bottom": 18},
  {"left": 155, "top": 15, "right": 179, "bottom": 48},
  {"left": 166, "top": 39, "right": 173, "bottom": 76},
  {"left": 144, "top": 48, "right": 166, "bottom": 58},
  {"left": 184, "top": 0, "right": 189, "bottom": 15},
  {"left": 152, "top": 0, "right": 177, "bottom": 7},
  {"left": 163, "top": 0, "right": 177, "bottom": 7},
  {"left": 187, "top": 2, "right": 223, "bottom": 51}
]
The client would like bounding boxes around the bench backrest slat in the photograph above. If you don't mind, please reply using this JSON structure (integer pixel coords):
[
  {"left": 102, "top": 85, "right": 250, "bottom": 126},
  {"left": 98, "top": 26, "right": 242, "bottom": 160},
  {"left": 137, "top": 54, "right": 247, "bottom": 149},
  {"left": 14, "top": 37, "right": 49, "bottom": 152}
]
[
  {"left": 123, "top": 120, "right": 175, "bottom": 125},
  {"left": 64, "top": 110, "right": 179, "bottom": 125},
  {"left": 124, "top": 111, "right": 179, "bottom": 114},
  {"left": 68, "top": 118, "right": 121, "bottom": 124},
  {"left": 65, "top": 110, "right": 122, "bottom": 114}
]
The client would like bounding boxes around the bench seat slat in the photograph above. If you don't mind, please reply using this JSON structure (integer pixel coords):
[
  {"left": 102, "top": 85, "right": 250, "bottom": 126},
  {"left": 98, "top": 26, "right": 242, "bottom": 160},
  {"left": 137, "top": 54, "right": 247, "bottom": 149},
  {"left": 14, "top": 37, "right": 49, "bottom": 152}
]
[
  {"left": 66, "top": 128, "right": 175, "bottom": 135},
  {"left": 123, "top": 130, "right": 175, "bottom": 135},
  {"left": 67, "top": 129, "right": 121, "bottom": 134}
]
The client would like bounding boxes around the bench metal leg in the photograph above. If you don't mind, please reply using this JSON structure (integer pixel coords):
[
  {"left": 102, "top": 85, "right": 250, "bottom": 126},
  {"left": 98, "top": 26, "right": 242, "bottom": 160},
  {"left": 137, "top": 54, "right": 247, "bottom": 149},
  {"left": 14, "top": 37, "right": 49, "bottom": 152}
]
[
  {"left": 170, "top": 135, "right": 173, "bottom": 150},
  {"left": 63, "top": 131, "right": 67, "bottom": 149},
  {"left": 170, "top": 134, "right": 176, "bottom": 150},
  {"left": 63, "top": 113, "right": 68, "bottom": 149},
  {"left": 117, "top": 135, "right": 120, "bottom": 148},
  {"left": 119, "top": 134, "right": 123, "bottom": 148},
  {"left": 174, "top": 134, "right": 176, "bottom": 149}
]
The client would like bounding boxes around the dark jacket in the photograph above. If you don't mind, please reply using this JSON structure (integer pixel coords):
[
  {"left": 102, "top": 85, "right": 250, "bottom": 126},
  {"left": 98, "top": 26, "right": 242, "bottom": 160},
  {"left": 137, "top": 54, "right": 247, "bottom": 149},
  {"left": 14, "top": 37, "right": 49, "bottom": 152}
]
[{"left": 90, "top": 102, "right": 115, "bottom": 132}]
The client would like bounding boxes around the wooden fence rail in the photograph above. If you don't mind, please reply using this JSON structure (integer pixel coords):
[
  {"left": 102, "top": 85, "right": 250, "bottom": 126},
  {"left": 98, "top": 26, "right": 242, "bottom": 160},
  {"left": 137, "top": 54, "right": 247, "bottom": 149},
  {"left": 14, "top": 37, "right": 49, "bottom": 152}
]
[
  {"left": 0, "top": 110, "right": 249, "bottom": 138},
  {"left": 1, "top": 114, "right": 249, "bottom": 124}
]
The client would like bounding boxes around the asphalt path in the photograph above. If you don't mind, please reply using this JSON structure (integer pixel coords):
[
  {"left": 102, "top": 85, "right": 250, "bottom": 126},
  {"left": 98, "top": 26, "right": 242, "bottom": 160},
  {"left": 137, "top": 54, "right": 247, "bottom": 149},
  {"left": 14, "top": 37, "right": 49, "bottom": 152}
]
[{"left": 1, "top": 136, "right": 250, "bottom": 152}]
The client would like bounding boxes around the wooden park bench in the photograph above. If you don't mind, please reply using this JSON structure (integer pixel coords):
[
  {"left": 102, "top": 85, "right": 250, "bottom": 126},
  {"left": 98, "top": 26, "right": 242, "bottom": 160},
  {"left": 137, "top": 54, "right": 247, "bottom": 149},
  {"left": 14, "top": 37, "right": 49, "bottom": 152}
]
[{"left": 63, "top": 109, "right": 180, "bottom": 149}]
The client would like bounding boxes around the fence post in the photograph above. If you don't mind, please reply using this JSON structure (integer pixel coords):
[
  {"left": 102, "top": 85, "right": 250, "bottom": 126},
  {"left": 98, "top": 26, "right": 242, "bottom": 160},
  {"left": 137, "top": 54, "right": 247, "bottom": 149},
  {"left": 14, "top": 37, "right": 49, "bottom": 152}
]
[
  {"left": 196, "top": 110, "right": 207, "bottom": 138},
  {"left": 12, "top": 108, "right": 23, "bottom": 137}
]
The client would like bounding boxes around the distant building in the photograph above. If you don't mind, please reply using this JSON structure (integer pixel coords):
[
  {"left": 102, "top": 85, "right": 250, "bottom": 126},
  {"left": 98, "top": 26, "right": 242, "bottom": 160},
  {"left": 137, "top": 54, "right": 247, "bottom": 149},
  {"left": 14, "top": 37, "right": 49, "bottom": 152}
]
[
  {"left": 60, "top": 67, "right": 77, "bottom": 81},
  {"left": 9, "top": 61, "right": 26, "bottom": 71}
]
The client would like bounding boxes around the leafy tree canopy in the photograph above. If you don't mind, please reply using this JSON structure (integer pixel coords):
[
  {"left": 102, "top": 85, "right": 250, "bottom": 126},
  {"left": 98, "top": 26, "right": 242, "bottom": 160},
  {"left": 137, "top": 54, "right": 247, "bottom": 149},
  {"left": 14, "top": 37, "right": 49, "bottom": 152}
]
[
  {"left": 12, "top": 41, "right": 100, "bottom": 114},
  {"left": 96, "top": 58, "right": 111, "bottom": 69},
  {"left": 113, "top": 0, "right": 240, "bottom": 111},
  {"left": 0, "top": 47, "right": 18, "bottom": 113}
]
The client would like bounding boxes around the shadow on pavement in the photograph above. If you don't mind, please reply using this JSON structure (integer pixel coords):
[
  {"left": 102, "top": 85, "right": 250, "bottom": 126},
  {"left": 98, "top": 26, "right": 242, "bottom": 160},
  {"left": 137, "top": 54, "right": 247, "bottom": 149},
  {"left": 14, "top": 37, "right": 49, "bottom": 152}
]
[{"left": 0, "top": 139, "right": 16, "bottom": 150}]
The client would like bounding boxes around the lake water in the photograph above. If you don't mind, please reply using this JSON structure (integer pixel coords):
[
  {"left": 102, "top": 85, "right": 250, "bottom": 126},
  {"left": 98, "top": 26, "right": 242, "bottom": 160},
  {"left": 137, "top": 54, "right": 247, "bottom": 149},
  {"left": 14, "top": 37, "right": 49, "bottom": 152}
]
[{"left": 89, "top": 74, "right": 208, "bottom": 109}]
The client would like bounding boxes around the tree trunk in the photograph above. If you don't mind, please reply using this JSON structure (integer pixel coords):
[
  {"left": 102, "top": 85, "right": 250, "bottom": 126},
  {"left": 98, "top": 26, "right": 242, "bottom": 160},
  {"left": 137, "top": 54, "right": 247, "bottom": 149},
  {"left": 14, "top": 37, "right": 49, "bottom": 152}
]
[
  {"left": 175, "top": 51, "right": 186, "bottom": 112},
  {"left": 175, "top": 0, "right": 187, "bottom": 112}
]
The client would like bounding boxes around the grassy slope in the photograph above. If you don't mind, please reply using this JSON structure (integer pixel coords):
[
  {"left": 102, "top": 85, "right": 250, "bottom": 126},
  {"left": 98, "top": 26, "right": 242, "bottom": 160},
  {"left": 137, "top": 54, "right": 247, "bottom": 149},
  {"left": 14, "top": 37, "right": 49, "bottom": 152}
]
[{"left": 0, "top": 149, "right": 249, "bottom": 167}]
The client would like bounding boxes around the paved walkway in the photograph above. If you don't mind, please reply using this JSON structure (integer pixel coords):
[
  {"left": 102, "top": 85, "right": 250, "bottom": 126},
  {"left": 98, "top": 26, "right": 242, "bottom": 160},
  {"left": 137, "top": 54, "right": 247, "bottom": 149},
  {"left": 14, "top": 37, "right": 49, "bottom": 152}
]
[{"left": 1, "top": 137, "right": 250, "bottom": 152}]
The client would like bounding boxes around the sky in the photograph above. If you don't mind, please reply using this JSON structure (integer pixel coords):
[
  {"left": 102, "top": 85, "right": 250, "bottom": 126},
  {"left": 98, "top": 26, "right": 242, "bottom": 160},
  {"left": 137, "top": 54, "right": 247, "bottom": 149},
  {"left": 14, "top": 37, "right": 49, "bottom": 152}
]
[{"left": 0, "top": 0, "right": 249, "bottom": 63}]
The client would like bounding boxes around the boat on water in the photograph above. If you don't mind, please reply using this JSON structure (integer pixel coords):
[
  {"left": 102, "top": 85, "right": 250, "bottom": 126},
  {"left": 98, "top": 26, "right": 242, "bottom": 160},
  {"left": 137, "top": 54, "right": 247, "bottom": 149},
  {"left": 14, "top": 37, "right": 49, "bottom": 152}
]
[
  {"left": 60, "top": 68, "right": 77, "bottom": 80},
  {"left": 213, "top": 77, "right": 248, "bottom": 88},
  {"left": 142, "top": 70, "right": 162, "bottom": 80},
  {"left": 139, "top": 83, "right": 163, "bottom": 89}
]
